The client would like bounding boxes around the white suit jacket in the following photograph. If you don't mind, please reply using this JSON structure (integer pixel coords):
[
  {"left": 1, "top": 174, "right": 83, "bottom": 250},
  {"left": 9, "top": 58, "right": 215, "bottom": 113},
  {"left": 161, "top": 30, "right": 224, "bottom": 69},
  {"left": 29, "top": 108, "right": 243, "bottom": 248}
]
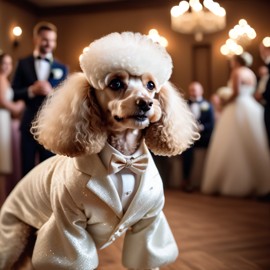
[{"left": 0, "top": 146, "right": 178, "bottom": 270}]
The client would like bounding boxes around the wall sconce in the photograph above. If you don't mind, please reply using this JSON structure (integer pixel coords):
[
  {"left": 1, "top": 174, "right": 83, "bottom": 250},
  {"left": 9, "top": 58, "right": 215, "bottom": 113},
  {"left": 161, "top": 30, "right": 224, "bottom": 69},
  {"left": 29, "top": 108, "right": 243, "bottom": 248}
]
[
  {"left": 12, "top": 26, "right": 22, "bottom": 48},
  {"left": 262, "top": 37, "right": 270, "bottom": 47}
]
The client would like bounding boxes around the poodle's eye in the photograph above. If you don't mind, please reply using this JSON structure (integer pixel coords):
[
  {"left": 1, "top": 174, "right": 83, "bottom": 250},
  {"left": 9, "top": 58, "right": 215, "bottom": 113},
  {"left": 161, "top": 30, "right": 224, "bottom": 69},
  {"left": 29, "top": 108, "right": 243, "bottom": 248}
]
[
  {"left": 109, "top": 78, "right": 124, "bottom": 91},
  {"left": 146, "top": 81, "right": 155, "bottom": 91}
]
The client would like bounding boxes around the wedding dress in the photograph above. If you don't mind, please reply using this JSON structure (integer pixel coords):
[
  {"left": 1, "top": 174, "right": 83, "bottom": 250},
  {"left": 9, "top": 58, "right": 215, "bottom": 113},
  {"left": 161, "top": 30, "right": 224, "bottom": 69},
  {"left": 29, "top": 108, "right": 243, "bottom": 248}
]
[
  {"left": 0, "top": 87, "right": 13, "bottom": 174},
  {"left": 202, "top": 84, "right": 270, "bottom": 197}
]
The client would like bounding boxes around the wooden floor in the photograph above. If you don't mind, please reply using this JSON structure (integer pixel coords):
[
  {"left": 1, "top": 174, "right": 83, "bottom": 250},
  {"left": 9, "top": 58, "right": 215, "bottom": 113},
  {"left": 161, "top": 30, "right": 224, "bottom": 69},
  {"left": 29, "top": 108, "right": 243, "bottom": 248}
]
[{"left": 98, "top": 190, "right": 270, "bottom": 270}]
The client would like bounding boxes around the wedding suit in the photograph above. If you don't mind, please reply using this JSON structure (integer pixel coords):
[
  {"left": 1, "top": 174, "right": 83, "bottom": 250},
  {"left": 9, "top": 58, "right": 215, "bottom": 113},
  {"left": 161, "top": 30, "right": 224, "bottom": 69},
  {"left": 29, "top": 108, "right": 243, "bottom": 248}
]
[
  {"left": 12, "top": 55, "right": 68, "bottom": 175},
  {"left": 0, "top": 143, "right": 178, "bottom": 269},
  {"left": 182, "top": 98, "right": 214, "bottom": 181},
  {"left": 263, "top": 62, "right": 270, "bottom": 146}
]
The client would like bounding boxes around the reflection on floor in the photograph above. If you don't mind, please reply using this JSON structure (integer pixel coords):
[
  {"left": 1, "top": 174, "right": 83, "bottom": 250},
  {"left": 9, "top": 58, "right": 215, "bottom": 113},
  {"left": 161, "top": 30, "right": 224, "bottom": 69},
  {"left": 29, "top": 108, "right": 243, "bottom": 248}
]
[
  {"left": 0, "top": 190, "right": 269, "bottom": 269},
  {"left": 98, "top": 190, "right": 270, "bottom": 270}
]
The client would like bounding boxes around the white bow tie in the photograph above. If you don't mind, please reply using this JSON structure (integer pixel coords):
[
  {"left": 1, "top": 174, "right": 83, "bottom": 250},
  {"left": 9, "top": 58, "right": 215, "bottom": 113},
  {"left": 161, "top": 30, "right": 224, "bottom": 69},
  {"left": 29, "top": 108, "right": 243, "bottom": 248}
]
[{"left": 109, "top": 153, "right": 148, "bottom": 175}]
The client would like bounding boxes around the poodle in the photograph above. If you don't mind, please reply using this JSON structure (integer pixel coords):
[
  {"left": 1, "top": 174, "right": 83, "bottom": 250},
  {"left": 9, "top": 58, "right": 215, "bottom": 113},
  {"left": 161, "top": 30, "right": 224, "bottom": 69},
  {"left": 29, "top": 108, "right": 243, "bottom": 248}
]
[{"left": 0, "top": 32, "right": 199, "bottom": 270}]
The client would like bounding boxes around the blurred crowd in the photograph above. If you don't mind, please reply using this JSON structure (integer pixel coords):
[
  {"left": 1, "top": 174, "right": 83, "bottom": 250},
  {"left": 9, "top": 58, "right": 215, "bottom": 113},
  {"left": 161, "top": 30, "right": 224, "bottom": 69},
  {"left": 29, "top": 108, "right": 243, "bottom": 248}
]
[
  {"left": 1, "top": 21, "right": 270, "bottom": 207},
  {"left": 164, "top": 48, "right": 270, "bottom": 200},
  {"left": 0, "top": 22, "right": 68, "bottom": 205}
]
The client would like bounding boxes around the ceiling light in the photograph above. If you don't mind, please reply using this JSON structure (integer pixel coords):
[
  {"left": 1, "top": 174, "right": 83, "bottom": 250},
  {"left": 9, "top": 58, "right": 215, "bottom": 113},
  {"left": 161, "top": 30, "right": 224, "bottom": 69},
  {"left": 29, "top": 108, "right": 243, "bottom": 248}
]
[{"left": 170, "top": 0, "right": 226, "bottom": 41}]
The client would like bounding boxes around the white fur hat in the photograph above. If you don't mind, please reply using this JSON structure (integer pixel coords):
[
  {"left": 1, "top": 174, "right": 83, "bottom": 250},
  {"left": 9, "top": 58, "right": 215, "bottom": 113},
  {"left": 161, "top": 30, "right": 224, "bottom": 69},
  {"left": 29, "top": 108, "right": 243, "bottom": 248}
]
[{"left": 80, "top": 32, "right": 173, "bottom": 89}]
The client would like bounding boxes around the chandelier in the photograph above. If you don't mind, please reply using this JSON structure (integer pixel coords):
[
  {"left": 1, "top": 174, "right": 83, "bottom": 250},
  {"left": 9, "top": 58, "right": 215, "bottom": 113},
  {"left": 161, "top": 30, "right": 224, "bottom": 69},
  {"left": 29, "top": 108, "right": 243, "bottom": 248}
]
[
  {"left": 220, "top": 19, "right": 256, "bottom": 56},
  {"left": 170, "top": 0, "right": 226, "bottom": 41}
]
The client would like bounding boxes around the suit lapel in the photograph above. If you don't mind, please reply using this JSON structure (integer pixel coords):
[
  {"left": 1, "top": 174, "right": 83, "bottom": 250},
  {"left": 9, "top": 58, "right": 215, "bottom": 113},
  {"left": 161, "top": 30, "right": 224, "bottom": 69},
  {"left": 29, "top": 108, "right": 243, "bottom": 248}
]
[
  {"left": 29, "top": 56, "right": 38, "bottom": 82},
  {"left": 73, "top": 154, "right": 123, "bottom": 218},
  {"left": 48, "top": 61, "right": 56, "bottom": 86},
  {"left": 49, "top": 61, "right": 67, "bottom": 87},
  {"left": 87, "top": 175, "right": 123, "bottom": 218}
]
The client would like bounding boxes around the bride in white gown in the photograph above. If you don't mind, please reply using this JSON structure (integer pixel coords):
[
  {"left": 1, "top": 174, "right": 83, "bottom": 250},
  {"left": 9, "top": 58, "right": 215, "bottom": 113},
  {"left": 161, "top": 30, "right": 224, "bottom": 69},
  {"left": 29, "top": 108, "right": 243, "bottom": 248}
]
[
  {"left": 202, "top": 52, "right": 270, "bottom": 197},
  {"left": 0, "top": 53, "right": 24, "bottom": 204}
]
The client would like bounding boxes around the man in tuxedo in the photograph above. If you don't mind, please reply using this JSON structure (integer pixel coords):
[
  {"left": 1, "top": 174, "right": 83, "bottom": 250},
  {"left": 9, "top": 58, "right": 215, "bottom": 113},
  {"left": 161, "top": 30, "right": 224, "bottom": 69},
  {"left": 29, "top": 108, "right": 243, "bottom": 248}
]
[
  {"left": 259, "top": 41, "right": 270, "bottom": 147},
  {"left": 12, "top": 21, "right": 68, "bottom": 176},
  {"left": 181, "top": 81, "right": 215, "bottom": 191},
  {"left": 254, "top": 65, "right": 269, "bottom": 105}
]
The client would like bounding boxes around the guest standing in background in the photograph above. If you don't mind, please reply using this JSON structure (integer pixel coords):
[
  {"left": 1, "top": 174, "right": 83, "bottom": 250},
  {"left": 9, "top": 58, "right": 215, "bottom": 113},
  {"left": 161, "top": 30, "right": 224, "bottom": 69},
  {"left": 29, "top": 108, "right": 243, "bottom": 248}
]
[
  {"left": 12, "top": 21, "right": 68, "bottom": 176},
  {"left": 181, "top": 81, "right": 214, "bottom": 192},
  {"left": 0, "top": 53, "right": 25, "bottom": 204},
  {"left": 254, "top": 65, "right": 269, "bottom": 105},
  {"left": 202, "top": 52, "right": 270, "bottom": 197},
  {"left": 259, "top": 41, "right": 270, "bottom": 147}
]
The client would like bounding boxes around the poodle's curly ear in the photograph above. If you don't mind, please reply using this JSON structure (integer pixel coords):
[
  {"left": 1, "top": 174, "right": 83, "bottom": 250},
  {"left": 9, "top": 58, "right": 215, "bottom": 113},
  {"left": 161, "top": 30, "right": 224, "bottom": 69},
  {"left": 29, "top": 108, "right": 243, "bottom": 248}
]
[
  {"left": 31, "top": 73, "right": 107, "bottom": 157},
  {"left": 145, "top": 81, "right": 199, "bottom": 156}
]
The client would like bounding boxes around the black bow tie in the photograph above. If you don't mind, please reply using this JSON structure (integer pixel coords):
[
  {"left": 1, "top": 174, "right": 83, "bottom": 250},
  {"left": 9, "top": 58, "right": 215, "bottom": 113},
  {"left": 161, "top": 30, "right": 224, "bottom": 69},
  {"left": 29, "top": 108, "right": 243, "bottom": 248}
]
[{"left": 36, "top": 56, "right": 51, "bottom": 63}]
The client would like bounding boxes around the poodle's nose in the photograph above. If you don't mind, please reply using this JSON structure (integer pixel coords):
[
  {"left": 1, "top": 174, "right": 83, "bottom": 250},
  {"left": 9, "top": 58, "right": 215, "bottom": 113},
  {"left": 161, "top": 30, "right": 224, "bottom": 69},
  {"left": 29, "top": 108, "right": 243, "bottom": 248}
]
[{"left": 136, "top": 98, "right": 153, "bottom": 112}]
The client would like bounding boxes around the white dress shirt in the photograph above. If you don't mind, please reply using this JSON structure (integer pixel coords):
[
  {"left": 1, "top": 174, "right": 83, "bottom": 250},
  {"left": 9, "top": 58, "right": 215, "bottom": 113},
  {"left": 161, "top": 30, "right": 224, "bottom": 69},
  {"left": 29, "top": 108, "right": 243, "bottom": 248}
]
[
  {"left": 33, "top": 51, "right": 52, "bottom": 81},
  {"left": 190, "top": 97, "right": 203, "bottom": 120},
  {"left": 99, "top": 142, "right": 145, "bottom": 211}
]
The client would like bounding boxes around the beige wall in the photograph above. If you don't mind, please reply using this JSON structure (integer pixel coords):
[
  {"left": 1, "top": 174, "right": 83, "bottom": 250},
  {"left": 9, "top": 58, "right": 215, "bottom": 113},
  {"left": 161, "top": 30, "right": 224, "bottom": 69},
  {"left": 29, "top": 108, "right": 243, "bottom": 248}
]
[
  {"left": 0, "top": 1, "right": 36, "bottom": 65},
  {"left": 1, "top": 0, "right": 270, "bottom": 98}
]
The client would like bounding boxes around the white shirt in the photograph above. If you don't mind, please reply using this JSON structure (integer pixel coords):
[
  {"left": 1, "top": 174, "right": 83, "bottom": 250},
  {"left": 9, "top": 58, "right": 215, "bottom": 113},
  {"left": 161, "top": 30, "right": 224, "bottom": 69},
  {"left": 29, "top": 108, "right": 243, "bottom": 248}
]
[
  {"left": 33, "top": 51, "right": 52, "bottom": 81},
  {"left": 99, "top": 142, "right": 145, "bottom": 212},
  {"left": 190, "top": 97, "right": 203, "bottom": 120}
]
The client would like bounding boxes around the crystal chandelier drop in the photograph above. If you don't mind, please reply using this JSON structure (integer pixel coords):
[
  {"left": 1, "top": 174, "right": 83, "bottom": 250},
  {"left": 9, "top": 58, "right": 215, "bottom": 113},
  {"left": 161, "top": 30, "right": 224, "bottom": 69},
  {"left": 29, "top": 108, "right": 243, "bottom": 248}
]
[{"left": 170, "top": 0, "right": 226, "bottom": 41}]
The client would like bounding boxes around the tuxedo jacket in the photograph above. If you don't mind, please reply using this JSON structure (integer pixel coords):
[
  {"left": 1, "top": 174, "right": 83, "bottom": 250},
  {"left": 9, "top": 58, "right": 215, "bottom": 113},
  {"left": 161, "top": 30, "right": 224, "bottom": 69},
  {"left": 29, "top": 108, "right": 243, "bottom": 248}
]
[
  {"left": 0, "top": 144, "right": 178, "bottom": 269},
  {"left": 188, "top": 99, "right": 215, "bottom": 148},
  {"left": 263, "top": 63, "right": 270, "bottom": 105},
  {"left": 263, "top": 63, "right": 270, "bottom": 144},
  {"left": 12, "top": 55, "right": 68, "bottom": 132}
]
